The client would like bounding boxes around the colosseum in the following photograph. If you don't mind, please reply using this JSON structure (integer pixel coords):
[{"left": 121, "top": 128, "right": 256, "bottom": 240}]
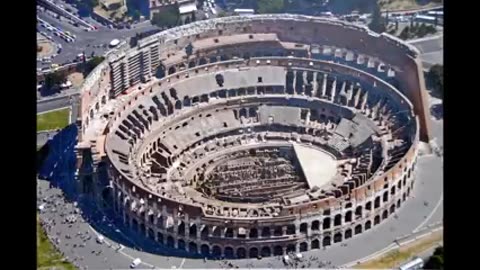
[{"left": 76, "top": 14, "right": 432, "bottom": 259}]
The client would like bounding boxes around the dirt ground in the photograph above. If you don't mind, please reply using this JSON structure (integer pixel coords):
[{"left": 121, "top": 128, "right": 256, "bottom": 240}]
[
  {"left": 379, "top": 0, "right": 440, "bottom": 10},
  {"left": 37, "top": 41, "right": 55, "bottom": 58},
  {"left": 67, "top": 72, "right": 85, "bottom": 89}
]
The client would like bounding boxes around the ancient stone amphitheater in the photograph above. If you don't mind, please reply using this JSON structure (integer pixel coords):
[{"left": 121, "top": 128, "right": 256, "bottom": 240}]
[{"left": 76, "top": 14, "right": 432, "bottom": 259}]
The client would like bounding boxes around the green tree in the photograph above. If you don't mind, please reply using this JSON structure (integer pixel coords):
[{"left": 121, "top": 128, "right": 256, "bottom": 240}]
[
  {"left": 257, "top": 0, "right": 284, "bottom": 14},
  {"left": 44, "top": 72, "right": 67, "bottom": 89},
  {"left": 151, "top": 7, "right": 179, "bottom": 28},
  {"left": 424, "top": 246, "right": 444, "bottom": 269},
  {"left": 399, "top": 26, "right": 410, "bottom": 40},
  {"left": 368, "top": 3, "right": 386, "bottom": 33},
  {"left": 84, "top": 56, "right": 105, "bottom": 75}
]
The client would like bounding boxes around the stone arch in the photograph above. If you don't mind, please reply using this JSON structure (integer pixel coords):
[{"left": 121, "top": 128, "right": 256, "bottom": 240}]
[
  {"left": 201, "top": 226, "right": 209, "bottom": 240},
  {"left": 286, "top": 244, "right": 296, "bottom": 253},
  {"left": 212, "top": 226, "right": 221, "bottom": 237},
  {"left": 402, "top": 193, "right": 406, "bottom": 201},
  {"left": 366, "top": 201, "right": 372, "bottom": 210},
  {"left": 334, "top": 232, "right": 342, "bottom": 243},
  {"left": 311, "top": 239, "right": 320, "bottom": 249},
  {"left": 273, "top": 245, "right": 283, "bottom": 256},
  {"left": 249, "top": 247, "right": 259, "bottom": 258},
  {"left": 225, "top": 228, "right": 234, "bottom": 238},
  {"left": 189, "top": 224, "right": 197, "bottom": 238},
  {"left": 167, "top": 236, "right": 174, "bottom": 248},
  {"left": 148, "top": 228, "right": 154, "bottom": 240},
  {"left": 189, "top": 242, "right": 197, "bottom": 254},
  {"left": 345, "top": 211, "right": 352, "bottom": 222},
  {"left": 239, "top": 108, "right": 247, "bottom": 118},
  {"left": 382, "top": 209, "right": 388, "bottom": 219},
  {"left": 286, "top": 225, "right": 296, "bottom": 235},
  {"left": 299, "top": 242, "right": 308, "bottom": 252},
  {"left": 90, "top": 109, "right": 94, "bottom": 118},
  {"left": 374, "top": 215, "right": 380, "bottom": 225},
  {"left": 212, "top": 245, "right": 222, "bottom": 257},
  {"left": 248, "top": 107, "right": 257, "bottom": 117},
  {"left": 334, "top": 214, "right": 342, "bottom": 226},
  {"left": 300, "top": 223, "right": 308, "bottom": 234},
  {"left": 237, "top": 247, "right": 246, "bottom": 258},
  {"left": 224, "top": 246, "right": 234, "bottom": 258},
  {"left": 355, "top": 206, "right": 363, "bottom": 218},
  {"left": 261, "top": 246, "right": 271, "bottom": 257},
  {"left": 323, "top": 217, "right": 331, "bottom": 230},
  {"left": 199, "top": 57, "right": 207, "bottom": 65},
  {"left": 391, "top": 185, "right": 396, "bottom": 195},
  {"left": 200, "top": 244, "right": 210, "bottom": 256},
  {"left": 345, "top": 228, "right": 353, "bottom": 239},
  {"left": 273, "top": 226, "right": 283, "bottom": 236},
  {"left": 183, "top": 96, "right": 191, "bottom": 107},
  {"left": 397, "top": 199, "right": 401, "bottom": 208},
  {"left": 262, "top": 227, "right": 271, "bottom": 237},
  {"left": 178, "top": 239, "right": 186, "bottom": 250},
  {"left": 323, "top": 236, "right": 331, "bottom": 246},
  {"left": 312, "top": 220, "right": 320, "bottom": 231},
  {"left": 178, "top": 222, "right": 186, "bottom": 235},
  {"left": 354, "top": 224, "right": 362, "bottom": 235},
  {"left": 157, "top": 232, "right": 163, "bottom": 243},
  {"left": 168, "top": 66, "right": 176, "bottom": 75},
  {"left": 175, "top": 100, "right": 182, "bottom": 110},
  {"left": 365, "top": 220, "right": 372, "bottom": 230},
  {"left": 249, "top": 228, "right": 258, "bottom": 238},
  {"left": 383, "top": 191, "right": 389, "bottom": 202},
  {"left": 390, "top": 204, "right": 396, "bottom": 214},
  {"left": 374, "top": 196, "right": 381, "bottom": 208},
  {"left": 101, "top": 95, "right": 107, "bottom": 104}
]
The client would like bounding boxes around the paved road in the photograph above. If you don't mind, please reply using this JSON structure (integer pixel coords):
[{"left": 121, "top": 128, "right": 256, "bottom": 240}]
[
  {"left": 37, "top": 5, "right": 158, "bottom": 67},
  {"left": 37, "top": 93, "right": 79, "bottom": 114},
  {"left": 409, "top": 35, "right": 443, "bottom": 67},
  {"left": 37, "top": 131, "right": 59, "bottom": 147}
]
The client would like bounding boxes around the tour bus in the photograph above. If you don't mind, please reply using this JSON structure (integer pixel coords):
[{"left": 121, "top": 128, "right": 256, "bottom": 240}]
[
  {"left": 398, "top": 257, "right": 424, "bottom": 270},
  {"left": 130, "top": 258, "right": 141, "bottom": 268}
]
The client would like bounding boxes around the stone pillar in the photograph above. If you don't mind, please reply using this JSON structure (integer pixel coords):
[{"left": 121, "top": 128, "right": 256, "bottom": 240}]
[
  {"left": 292, "top": 71, "right": 297, "bottom": 95},
  {"left": 312, "top": 72, "right": 318, "bottom": 97},
  {"left": 321, "top": 73, "right": 327, "bottom": 97},
  {"left": 330, "top": 78, "right": 337, "bottom": 102}
]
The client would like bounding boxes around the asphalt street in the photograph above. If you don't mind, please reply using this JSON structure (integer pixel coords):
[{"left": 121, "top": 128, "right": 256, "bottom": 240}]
[
  {"left": 409, "top": 35, "right": 443, "bottom": 67},
  {"left": 37, "top": 93, "right": 79, "bottom": 114},
  {"left": 37, "top": 9, "right": 158, "bottom": 67}
]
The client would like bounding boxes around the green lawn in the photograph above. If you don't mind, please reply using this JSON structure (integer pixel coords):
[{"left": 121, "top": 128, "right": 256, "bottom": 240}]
[
  {"left": 37, "top": 108, "right": 70, "bottom": 132},
  {"left": 37, "top": 218, "right": 76, "bottom": 270}
]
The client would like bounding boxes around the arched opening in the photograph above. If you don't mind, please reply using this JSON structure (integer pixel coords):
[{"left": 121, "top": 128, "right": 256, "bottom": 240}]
[
  {"left": 355, "top": 206, "right": 363, "bottom": 218},
  {"left": 355, "top": 224, "right": 362, "bottom": 235},
  {"left": 323, "top": 218, "right": 331, "bottom": 230},
  {"left": 189, "top": 224, "right": 197, "bottom": 238},
  {"left": 225, "top": 228, "right": 234, "bottom": 238},
  {"left": 334, "top": 232, "right": 342, "bottom": 243},
  {"left": 365, "top": 220, "right": 372, "bottom": 230},
  {"left": 273, "top": 226, "right": 282, "bottom": 236},
  {"left": 249, "top": 247, "right": 258, "bottom": 258},
  {"left": 261, "top": 246, "right": 271, "bottom": 257},
  {"left": 183, "top": 96, "right": 191, "bottom": 107},
  {"left": 157, "top": 232, "right": 163, "bottom": 243},
  {"left": 390, "top": 204, "right": 396, "bottom": 214},
  {"left": 402, "top": 193, "right": 406, "bottom": 201},
  {"left": 239, "top": 108, "right": 247, "bottom": 118},
  {"left": 248, "top": 107, "right": 257, "bottom": 117},
  {"left": 189, "top": 242, "right": 197, "bottom": 254},
  {"left": 334, "top": 214, "right": 342, "bottom": 226},
  {"left": 300, "top": 223, "right": 308, "bottom": 234},
  {"left": 148, "top": 228, "right": 154, "bottom": 240},
  {"left": 132, "top": 219, "right": 139, "bottom": 232},
  {"left": 201, "top": 226, "right": 209, "bottom": 240},
  {"left": 201, "top": 244, "right": 210, "bottom": 256},
  {"left": 286, "top": 225, "right": 296, "bottom": 235},
  {"left": 299, "top": 242, "right": 308, "bottom": 252},
  {"left": 374, "top": 197, "right": 381, "bottom": 208},
  {"left": 366, "top": 201, "right": 372, "bottom": 210},
  {"left": 374, "top": 215, "right": 380, "bottom": 225},
  {"left": 249, "top": 228, "right": 258, "bottom": 238},
  {"left": 383, "top": 192, "right": 389, "bottom": 202},
  {"left": 382, "top": 209, "right": 388, "bottom": 219},
  {"left": 311, "top": 239, "right": 320, "bottom": 249},
  {"left": 323, "top": 236, "right": 331, "bottom": 247},
  {"left": 140, "top": 223, "right": 146, "bottom": 236},
  {"left": 212, "top": 226, "right": 221, "bottom": 237},
  {"left": 262, "top": 227, "right": 271, "bottom": 238},
  {"left": 175, "top": 100, "right": 182, "bottom": 110},
  {"left": 345, "top": 211, "right": 352, "bottom": 222},
  {"left": 224, "top": 246, "right": 234, "bottom": 258},
  {"left": 168, "top": 66, "right": 176, "bottom": 75},
  {"left": 391, "top": 186, "right": 396, "bottom": 195},
  {"left": 167, "top": 236, "right": 174, "bottom": 248},
  {"left": 178, "top": 222, "right": 185, "bottom": 235},
  {"left": 237, "top": 247, "right": 246, "bottom": 259},
  {"left": 286, "top": 244, "right": 296, "bottom": 253},
  {"left": 199, "top": 57, "right": 207, "bottom": 66},
  {"left": 397, "top": 199, "right": 401, "bottom": 208},
  {"left": 101, "top": 95, "right": 106, "bottom": 104},
  {"left": 345, "top": 229, "right": 352, "bottom": 239},
  {"left": 312, "top": 220, "right": 320, "bottom": 231},
  {"left": 273, "top": 245, "right": 283, "bottom": 256},
  {"left": 212, "top": 246, "right": 222, "bottom": 257},
  {"left": 178, "top": 239, "right": 185, "bottom": 250}
]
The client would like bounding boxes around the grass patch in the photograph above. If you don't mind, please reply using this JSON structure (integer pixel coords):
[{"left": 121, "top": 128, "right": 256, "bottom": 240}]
[
  {"left": 37, "top": 108, "right": 70, "bottom": 132},
  {"left": 354, "top": 230, "right": 443, "bottom": 269},
  {"left": 37, "top": 218, "right": 76, "bottom": 270},
  {"left": 378, "top": 0, "right": 441, "bottom": 11}
]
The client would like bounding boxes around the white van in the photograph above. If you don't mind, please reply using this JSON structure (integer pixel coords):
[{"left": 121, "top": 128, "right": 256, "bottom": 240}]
[
  {"left": 130, "top": 258, "right": 141, "bottom": 268},
  {"left": 96, "top": 235, "right": 105, "bottom": 244}
]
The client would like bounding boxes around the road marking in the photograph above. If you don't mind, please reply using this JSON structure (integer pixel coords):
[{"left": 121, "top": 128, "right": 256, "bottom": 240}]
[
  {"left": 178, "top": 258, "right": 186, "bottom": 269},
  {"left": 413, "top": 193, "right": 443, "bottom": 233}
]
